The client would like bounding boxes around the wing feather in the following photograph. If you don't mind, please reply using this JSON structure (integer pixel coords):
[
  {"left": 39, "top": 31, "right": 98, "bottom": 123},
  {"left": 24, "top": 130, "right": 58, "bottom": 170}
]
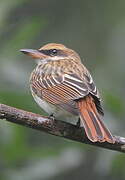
[
  {"left": 31, "top": 68, "right": 103, "bottom": 115},
  {"left": 84, "top": 71, "right": 104, "bottom": 115}
]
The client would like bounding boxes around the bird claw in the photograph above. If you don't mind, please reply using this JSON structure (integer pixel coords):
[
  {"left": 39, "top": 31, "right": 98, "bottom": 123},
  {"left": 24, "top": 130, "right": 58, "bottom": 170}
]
[{"left": 49, "top": 114, "right": 55, "bottom": 120}]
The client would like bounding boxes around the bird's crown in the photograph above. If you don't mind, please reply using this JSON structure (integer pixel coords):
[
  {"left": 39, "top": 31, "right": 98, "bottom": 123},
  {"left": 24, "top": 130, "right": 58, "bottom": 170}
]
[{"left": 39, "top": 43, "right": 67, "bottom": 50}]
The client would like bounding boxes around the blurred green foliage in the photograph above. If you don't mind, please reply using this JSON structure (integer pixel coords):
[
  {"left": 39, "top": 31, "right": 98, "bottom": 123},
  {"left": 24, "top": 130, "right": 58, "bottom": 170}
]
[{"left": 104, "top": 91, "right": 125, "bottom": 116}]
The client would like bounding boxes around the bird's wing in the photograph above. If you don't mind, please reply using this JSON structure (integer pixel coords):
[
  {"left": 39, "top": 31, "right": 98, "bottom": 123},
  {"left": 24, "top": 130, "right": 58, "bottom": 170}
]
[
  {"left": 31, "top": 65, "right": 103, "bottom": 115},
  {"left": 83, "top": 70, "right": 104, "bottom": 115},
  {"left": 31, "top": 72, "right": 89, "bottom": 115}
]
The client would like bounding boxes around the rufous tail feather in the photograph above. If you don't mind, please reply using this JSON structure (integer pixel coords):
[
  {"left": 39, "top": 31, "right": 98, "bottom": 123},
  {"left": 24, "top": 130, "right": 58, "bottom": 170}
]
[{"left": 77, "top": 96, "right": 115, "bottom": 143}]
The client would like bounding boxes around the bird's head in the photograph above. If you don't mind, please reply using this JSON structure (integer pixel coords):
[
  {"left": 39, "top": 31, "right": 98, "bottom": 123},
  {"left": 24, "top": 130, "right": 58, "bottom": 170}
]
[{"left": 20, "top": 43, "right": 81, "bottom": 63}]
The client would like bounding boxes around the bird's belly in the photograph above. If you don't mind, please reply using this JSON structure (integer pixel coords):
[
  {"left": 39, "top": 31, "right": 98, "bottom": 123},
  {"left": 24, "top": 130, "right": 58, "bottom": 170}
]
[
  {"left": 32, "top": 93, "right": 78, "bottom": 124},
  {"left": 33, "top": 93, "right": 57, "bottom": 115}
]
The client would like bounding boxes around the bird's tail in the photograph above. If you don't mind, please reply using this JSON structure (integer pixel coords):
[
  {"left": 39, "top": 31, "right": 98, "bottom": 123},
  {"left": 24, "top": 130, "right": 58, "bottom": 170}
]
[{"left": 77, "top": 96, "right": 115, "bottom": 143}]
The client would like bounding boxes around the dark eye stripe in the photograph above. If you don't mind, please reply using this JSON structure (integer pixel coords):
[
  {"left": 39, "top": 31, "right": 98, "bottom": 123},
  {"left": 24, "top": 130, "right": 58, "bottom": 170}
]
[
  {"left": 38, "top": 49, "right": 67, "bottom": 57},
  {"left": 38, "top": 49, "right": 53, "bottom": 56},
  {"left": 38, "top": 49, "right": 57, "bottom": 56}
]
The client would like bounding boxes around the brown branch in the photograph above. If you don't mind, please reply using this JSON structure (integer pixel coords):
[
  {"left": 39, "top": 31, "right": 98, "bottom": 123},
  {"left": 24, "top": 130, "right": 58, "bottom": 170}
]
[{"left": 0, "top": 103, "right": 125, "bottom": 153}]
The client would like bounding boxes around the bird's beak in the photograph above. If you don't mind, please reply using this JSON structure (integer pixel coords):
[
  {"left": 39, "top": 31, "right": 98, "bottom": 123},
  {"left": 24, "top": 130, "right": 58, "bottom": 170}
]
[{"left": 20, "top": 49, "right": 45, "bottom": 59}]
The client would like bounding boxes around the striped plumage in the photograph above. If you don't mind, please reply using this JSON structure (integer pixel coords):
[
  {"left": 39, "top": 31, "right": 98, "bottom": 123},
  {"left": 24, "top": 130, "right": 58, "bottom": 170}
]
[{"left": 20, "top": 43, "right": 115, "bottom": 143}]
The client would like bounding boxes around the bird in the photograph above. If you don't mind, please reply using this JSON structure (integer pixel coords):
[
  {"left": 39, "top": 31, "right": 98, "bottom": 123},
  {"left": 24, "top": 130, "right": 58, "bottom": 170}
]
[{"left": 20, "top": 43, "right": 115, "bottom": 143}]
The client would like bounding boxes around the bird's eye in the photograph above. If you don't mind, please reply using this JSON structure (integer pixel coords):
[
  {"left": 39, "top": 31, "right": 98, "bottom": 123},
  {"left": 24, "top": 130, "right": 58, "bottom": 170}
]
[{"left": 50, "top": 49, "right": 57, "bottom": 56}]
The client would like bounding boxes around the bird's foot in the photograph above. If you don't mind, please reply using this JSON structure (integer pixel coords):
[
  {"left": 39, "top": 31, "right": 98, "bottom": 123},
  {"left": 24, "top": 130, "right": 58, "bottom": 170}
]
[{"left": 49, "top": 114, "right": 55, "bottom": 121}]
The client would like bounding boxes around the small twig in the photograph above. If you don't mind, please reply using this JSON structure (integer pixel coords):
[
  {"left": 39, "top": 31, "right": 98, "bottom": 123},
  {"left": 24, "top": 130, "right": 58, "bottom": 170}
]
[{"left": 0, "top": 103, "right": 125, "bottom": 153}]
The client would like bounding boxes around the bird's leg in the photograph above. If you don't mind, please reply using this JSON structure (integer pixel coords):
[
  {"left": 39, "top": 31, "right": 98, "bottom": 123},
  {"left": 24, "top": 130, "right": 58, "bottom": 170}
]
[
  {"left": 76, "top": 117, "right": 81, "bottom": 128},
  {"left": 49, "top": 113, "right": 55, "bottom": 120}
]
